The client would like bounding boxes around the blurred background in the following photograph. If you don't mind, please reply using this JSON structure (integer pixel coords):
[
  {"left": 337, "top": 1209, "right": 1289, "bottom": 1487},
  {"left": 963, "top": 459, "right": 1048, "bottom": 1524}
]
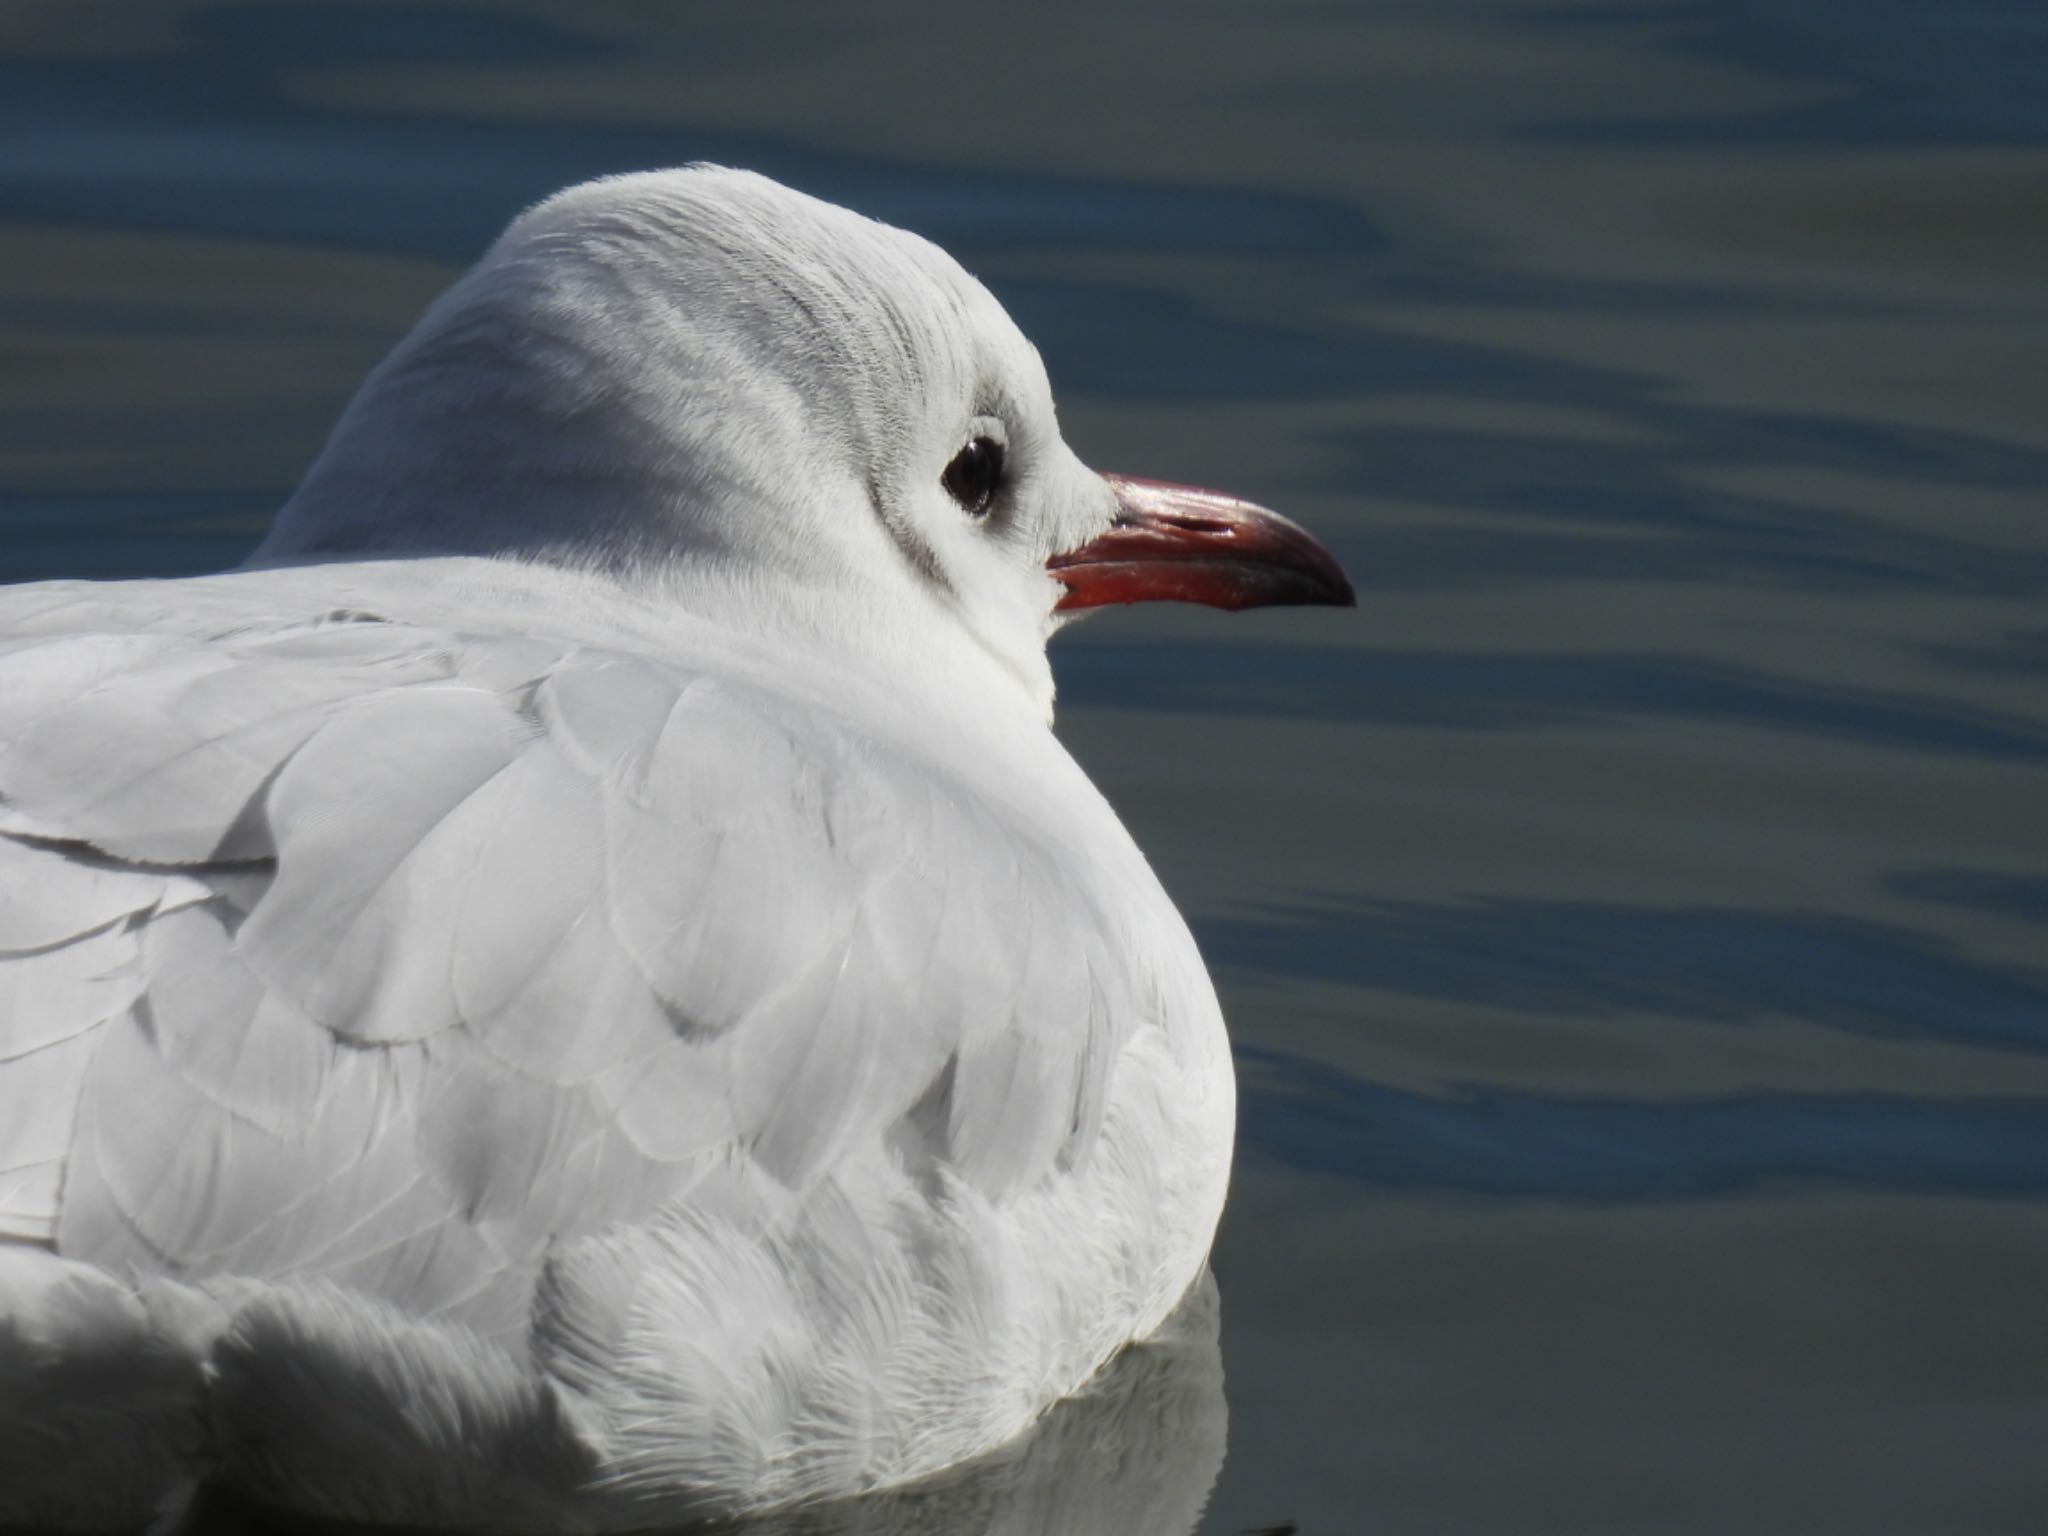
[{"left": 2, "top": 2, "right": 2045, "bottom": 1531}]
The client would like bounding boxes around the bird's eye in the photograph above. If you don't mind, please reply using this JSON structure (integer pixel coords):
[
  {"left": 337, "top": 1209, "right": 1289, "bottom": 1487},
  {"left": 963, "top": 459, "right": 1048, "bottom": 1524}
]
[{"left": 941, "top": 436, "right": 1004, "bottom": 517}]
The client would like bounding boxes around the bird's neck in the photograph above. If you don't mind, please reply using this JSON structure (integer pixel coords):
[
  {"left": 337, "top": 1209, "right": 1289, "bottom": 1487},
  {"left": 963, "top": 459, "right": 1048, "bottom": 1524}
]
[
  {"left": 258, "top": 329, "right": 739, "bottom": 570},
  {"left": 249, "top": 262, "right": 1058, "bottom": 723}
]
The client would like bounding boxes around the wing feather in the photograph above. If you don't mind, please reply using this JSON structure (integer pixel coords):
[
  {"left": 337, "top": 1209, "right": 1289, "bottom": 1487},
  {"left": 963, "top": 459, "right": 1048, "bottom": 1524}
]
[
  {"left": 240, "top": 684, "right": 534, "bottom": 1043},
  {"left": 0, "top": 628, "right": 455, "bottom": 864},
  {"left": 3, "top": 578, "right": 1137, "bottom": 1338}
]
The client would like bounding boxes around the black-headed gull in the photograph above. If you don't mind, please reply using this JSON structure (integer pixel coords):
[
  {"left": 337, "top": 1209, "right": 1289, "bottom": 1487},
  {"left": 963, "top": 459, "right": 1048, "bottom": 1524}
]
[{"left": 0, "top": 167, "right": 1351, "bottom": 1531}]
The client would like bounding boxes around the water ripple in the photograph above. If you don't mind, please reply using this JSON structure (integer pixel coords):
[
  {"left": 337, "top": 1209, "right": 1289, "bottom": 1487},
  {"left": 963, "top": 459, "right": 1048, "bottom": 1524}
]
[
  {"left": 1241, "top": 1045, "right": 2048, "bottom": 1200},
  {"left": 1060, "top": 642, "right": 2048, "bottom": 760},
  {"left": 1201, "top": 897, "right": 2048, "bottom": 1052}
]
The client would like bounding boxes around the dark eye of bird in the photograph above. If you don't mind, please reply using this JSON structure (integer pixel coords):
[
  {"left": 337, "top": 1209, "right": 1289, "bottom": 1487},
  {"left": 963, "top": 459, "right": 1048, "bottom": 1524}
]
[{"left": 941, "top": 436, "right": 1004, "bottom": 517}]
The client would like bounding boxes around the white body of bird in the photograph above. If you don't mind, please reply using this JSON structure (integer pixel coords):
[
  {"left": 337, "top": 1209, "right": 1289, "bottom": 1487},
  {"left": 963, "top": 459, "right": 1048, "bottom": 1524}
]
[{"left": 0, "top": 168, "right": 1350, "bottom": 1531}]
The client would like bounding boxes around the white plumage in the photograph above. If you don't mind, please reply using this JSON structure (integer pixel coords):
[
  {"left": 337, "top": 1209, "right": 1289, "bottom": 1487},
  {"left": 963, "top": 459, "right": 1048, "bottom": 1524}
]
[{"left": 0, "top": 167, "right": 1344, "bottom": 1530}]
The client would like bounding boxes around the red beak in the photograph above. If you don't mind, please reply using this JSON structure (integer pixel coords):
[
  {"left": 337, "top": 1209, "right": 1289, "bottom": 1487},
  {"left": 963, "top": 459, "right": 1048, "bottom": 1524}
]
[{"left": 1048, "top": 474, "right": 1355, "bottom": 613}]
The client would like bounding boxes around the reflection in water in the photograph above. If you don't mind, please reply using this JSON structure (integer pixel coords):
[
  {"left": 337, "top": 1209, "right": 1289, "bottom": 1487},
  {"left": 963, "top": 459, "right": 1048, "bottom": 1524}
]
[{"left": 188, "top": 1278, "right": 1225, "bottom": 1536}]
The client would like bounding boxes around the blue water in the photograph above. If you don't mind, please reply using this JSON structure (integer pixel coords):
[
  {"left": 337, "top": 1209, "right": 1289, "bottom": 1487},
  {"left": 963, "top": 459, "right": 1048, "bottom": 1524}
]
[{"left": 3, "top": 2, "right": 2045, "bottom": 1531}]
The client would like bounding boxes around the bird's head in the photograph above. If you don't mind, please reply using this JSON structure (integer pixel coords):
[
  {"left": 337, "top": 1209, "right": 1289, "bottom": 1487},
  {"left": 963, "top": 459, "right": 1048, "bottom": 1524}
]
[{"left": 257, "top": 166, "right": 1352, "bottom": 716}]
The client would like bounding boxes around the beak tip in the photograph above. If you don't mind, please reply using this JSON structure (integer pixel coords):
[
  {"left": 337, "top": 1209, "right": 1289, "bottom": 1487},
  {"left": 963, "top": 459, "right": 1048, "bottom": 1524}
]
[{"left": 1299, "top": 557, "right": 1357, "bottom": 610}]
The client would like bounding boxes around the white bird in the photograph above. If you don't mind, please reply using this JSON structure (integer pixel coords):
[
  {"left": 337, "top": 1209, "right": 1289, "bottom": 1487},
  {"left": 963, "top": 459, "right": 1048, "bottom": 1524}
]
[{"left": 0, "top": 166, "right": 1351, "bottom": 1532}]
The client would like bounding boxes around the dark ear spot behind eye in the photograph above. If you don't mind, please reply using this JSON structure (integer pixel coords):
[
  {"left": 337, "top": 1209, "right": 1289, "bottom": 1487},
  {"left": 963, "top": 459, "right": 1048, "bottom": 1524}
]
[{"left": 942, "top": 437, "right": 1004, "bottom": 517}]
